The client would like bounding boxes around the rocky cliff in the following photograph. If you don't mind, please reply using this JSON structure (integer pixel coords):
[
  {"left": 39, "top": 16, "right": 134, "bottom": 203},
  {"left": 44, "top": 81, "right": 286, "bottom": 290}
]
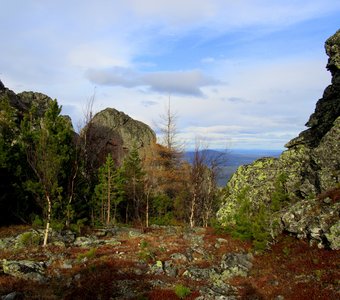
[
  {"left": 84, "top": 107, "right": 156, "bottom": 168},
  {"left": 217, "top": 30, "right": 340, "bottom": 250}
]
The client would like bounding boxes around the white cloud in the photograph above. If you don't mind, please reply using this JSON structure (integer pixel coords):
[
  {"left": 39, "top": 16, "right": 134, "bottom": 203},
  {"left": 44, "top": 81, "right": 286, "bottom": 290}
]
[
  {"left": 0, "top": 0, "right": 338, "bottom": 149},
  {"left": 85, "top": 68, "right": 219, "bottom": 96}
]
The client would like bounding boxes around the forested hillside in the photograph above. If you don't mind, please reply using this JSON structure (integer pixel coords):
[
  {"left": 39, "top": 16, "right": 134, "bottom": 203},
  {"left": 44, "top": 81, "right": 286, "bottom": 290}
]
[{"left": 0, "top": 81, "right": 224, "bottom": 238}]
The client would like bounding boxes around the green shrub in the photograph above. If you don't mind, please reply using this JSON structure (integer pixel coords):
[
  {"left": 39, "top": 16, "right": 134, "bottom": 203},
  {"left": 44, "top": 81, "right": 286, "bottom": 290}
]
[
  {"left": 138, "top": 240, "right": 155, "bottom": 262},
  {"left": 230, "top": 189, "right": 271, "bottom": 252},
  {"left": 77, "top": 248, "right": 97, "bottom": 261},
  {"left": 174, "top": 284, "right": 191, "bottom": 299},
  {"left": 150, "top": 212, "right": 176, "bottom": 226},
  {"left": 70, "top": 218, "right": 88, "bottom": 234},
  {"left": 32, "top": 215, "right": 43, "bottom": 228},
  {"left": 16, "top": 231, "right": 41, "bottom": 248},
  {"left": 210, "top": 217, "right": 232, "bottom": 235},
  {"left": 138, "top": 249, "right": 155, "bottom": 262},
  {"left": 271, "top": 173, "right": 289, "bottom": 211},
  {"left": 51, "top": 220, "right": 65, "bottom": 232},
  {"left": 140, "top": 239, "right": 149, "bottom": 249}
]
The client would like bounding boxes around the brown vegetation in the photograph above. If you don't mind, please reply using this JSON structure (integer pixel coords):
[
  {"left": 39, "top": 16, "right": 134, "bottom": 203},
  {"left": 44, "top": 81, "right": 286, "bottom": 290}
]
[{"left": 0, "top": 226, "right": 339, "bottom": 299}]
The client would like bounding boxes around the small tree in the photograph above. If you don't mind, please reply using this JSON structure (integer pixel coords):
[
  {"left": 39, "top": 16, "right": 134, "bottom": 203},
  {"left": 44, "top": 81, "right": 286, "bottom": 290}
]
[
  {"left": 121, "top": 143, "right": 145, "bottom": 223},
  {"left": 94, "top": 154, "right": 124, "bottom": 226},
  {"left": 21, "top": 100, "right": 74, "bottom": 246}
]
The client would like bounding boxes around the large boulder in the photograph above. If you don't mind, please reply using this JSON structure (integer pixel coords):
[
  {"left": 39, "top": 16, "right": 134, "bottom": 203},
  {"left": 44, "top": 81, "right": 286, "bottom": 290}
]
[
  {"left": 217, "top": 30, "right": 340, "bottom": 248},
  {"left": 84, "top": 107, "right": 156, "bottom": 167}
]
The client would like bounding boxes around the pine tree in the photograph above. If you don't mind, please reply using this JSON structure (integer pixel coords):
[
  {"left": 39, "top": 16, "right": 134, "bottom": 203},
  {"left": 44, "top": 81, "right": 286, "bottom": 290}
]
[
  {"left": 94, "top": 154, "right": 124, "bottom": 226},
  {"left": 121, "top": 143, "right": 145, "bottom": 222},
  {"left": 21, "top": 99, "right": 74, "bottom": 245}
]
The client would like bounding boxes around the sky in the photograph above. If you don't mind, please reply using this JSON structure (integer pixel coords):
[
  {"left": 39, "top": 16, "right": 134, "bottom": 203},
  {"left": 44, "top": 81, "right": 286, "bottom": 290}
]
[{"left": 1, "top": 1, "right": 339, "bottom": 150}]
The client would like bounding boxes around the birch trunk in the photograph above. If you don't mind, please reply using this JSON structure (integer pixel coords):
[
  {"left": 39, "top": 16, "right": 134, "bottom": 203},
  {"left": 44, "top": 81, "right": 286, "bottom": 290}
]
[{"left": 43, "top": 195, "right": 52, "bottom": 247}]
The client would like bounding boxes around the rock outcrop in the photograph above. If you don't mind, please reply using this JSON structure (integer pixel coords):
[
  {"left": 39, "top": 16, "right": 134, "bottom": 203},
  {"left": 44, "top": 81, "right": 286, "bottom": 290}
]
[
  {"left": 0, "top": 81, "right": 156, "bottom": 168},
  {"left": 0, "top": 82, "right": 72, "bottom": 126},
  {"left": 217, "top": 30, "right": 340, "bottom": 248},
  {"left": 85, "top": 107, "right": 156, "bottom": 167}
]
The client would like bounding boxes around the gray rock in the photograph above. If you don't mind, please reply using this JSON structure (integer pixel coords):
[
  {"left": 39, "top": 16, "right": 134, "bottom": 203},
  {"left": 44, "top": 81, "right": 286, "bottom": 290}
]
[
  {"left": 74, "top": 236, "right": 98, "bottom": 247},
  {"left": 164, "top": 260, "right": 178, "bottom": 277},
  {"left": 198, "top": 282, "right": 238, "bottom": 300},
  {"left": 183, "top": 267, "right": 214, "bottom": 280},
  {"left": 128, "top": 229, "right": 143, "bottom": 238},
  {"left": 2, "top": 259, "right": 46, "bottom": 282},
  {"left": 281, "top": 199, "right": 340, "bottom": 247},
  {"left": 325, "top": 221, "right": 340, "bottom": 250},
  {"left": 220, "top": 252, "right": 253, "bottom": 277},
  {"left": 0, "top": 238, "right": 13, "bottom": 250},
  {"left": 1, "top": 292, "right": 23, "bottom": 300},
  {"left": 102, "top": 238, "right": 121, "bottom": 246},
  {"left": 84, "top": 107, "right": 156, "bottom": 170},
  {"left": 61, "top": 261, "right": 73, "bottom": 269},
  {"left": 149, "top": 260, "right": 164, "bottom": 275},
  {"left": 170, "top": 252, "right": 188, "bottom": 262}
]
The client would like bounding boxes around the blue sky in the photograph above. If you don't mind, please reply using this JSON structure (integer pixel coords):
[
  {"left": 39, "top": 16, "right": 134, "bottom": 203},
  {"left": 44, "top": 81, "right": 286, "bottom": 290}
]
[{"left": 1, "top": 0, "right": 339, "bottom": 150}]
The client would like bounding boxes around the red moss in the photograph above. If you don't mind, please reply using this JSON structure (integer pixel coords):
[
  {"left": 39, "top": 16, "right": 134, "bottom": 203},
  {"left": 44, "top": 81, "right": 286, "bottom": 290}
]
[{"left": 317, "top": 187, "right": 340, "bottom": 203}]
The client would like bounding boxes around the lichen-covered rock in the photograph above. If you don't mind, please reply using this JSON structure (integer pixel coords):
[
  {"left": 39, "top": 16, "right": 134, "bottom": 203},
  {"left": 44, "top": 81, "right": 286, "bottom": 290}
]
[
  {"left": 2, "top": 259, "right": 46, "bottom": 282},
  {"left": 325, "top": 221, "right": 340, "bottom": 250},
  {"left": 148, "top": 260, "right": 164, "bottom": 275},
  {"left": 217, "top": 30, "right": 340, "bottom": 249},
  {"left": 74, "top": 236, "right": 98, "bottom": 247},
  {"left": 220, "top": 252, "right": 253, "bottom": 278},
  {"left": 281, "top": 198, "right": 340, "bottom": 248},
  {"left": 198, "top": 282, "right": 238, "bottom": 300}
]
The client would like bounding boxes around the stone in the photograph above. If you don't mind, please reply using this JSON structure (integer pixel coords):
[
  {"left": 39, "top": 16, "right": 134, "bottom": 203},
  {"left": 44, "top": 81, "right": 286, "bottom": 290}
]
[
  {"left": 183, "top": 267, "right": 213, "bottom": 280},
  {"left": 128, "top": 229, "right": 143, "bottom": 238},
  {"left": 198, "top": 282, "right": 238, "bottom": 300},
  {"left": 0, "top": 238, "right": 13, "bottom": 250},
  {"left": 74, "top": 236, "right": 96, "bottom": 247},
  {"left": 164, "top": 260, "right": 178, "bottom": 277},
  {"left": 102, "top": 238, "right": 121, "bottom": 246},
  {"left": 1, "top": 292, "right": 24, "bottom": 300},
  {"left": 61, "top": 261, "right": 73, "bottom": 269},
  {"left": 281, "top": 198, "right": 340, "bottom": 247},
  {"left": 84, "top": 107, "right": 156, "bottom": 169},
  {"left": 220, "top": 252, "right": 253, "bottom": 277},
  {"left": 170, "top": 252, "right": 188, "bottom": 262},
  {"left": 325, "top": 221, "right": 340, "bottom": 250},
  {"left": 2, "top": 259, "right": 46, "bottom": 282},
  {"left": 149, "top": 260, "right": 164, "bottom": 275}
]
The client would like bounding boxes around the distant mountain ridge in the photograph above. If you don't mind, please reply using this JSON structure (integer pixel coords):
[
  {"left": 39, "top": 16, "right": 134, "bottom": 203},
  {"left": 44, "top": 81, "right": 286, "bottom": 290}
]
[{"left": 184, "top": 149, "right": 282, "bottom": 186}]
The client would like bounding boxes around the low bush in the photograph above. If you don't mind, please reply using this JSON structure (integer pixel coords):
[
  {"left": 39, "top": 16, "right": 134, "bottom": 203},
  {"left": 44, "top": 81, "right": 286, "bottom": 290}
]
[
  {"left": 174, "top": 284, "right": 191, "bottom": 299},
  {"left": 16, "top": 231, "right": 41, "bottom": 248}
]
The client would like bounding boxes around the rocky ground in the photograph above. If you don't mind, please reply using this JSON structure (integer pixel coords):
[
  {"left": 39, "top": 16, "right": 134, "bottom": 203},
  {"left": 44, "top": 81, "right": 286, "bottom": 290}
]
[{"left": 0, "top": 225, "right": 339, "bottom": 299}]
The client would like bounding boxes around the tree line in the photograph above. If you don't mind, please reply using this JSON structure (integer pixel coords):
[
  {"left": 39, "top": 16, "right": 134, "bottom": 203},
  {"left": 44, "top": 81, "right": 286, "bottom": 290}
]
[{"left": 0, "top": 95, "right": 226, "bottom": 245}]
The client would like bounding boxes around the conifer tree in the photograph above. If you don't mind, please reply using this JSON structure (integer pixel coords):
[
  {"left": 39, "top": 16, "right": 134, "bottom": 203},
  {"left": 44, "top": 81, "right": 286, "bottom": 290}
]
[
  {"left": 21, "top": 100, "right": 74, "bottom": 245},
  {"left": 94, "top": 153, "right": 124, "bottom": 226},
  {"left": 121, "top": 143, "right": 145, "bottom": 222}
]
